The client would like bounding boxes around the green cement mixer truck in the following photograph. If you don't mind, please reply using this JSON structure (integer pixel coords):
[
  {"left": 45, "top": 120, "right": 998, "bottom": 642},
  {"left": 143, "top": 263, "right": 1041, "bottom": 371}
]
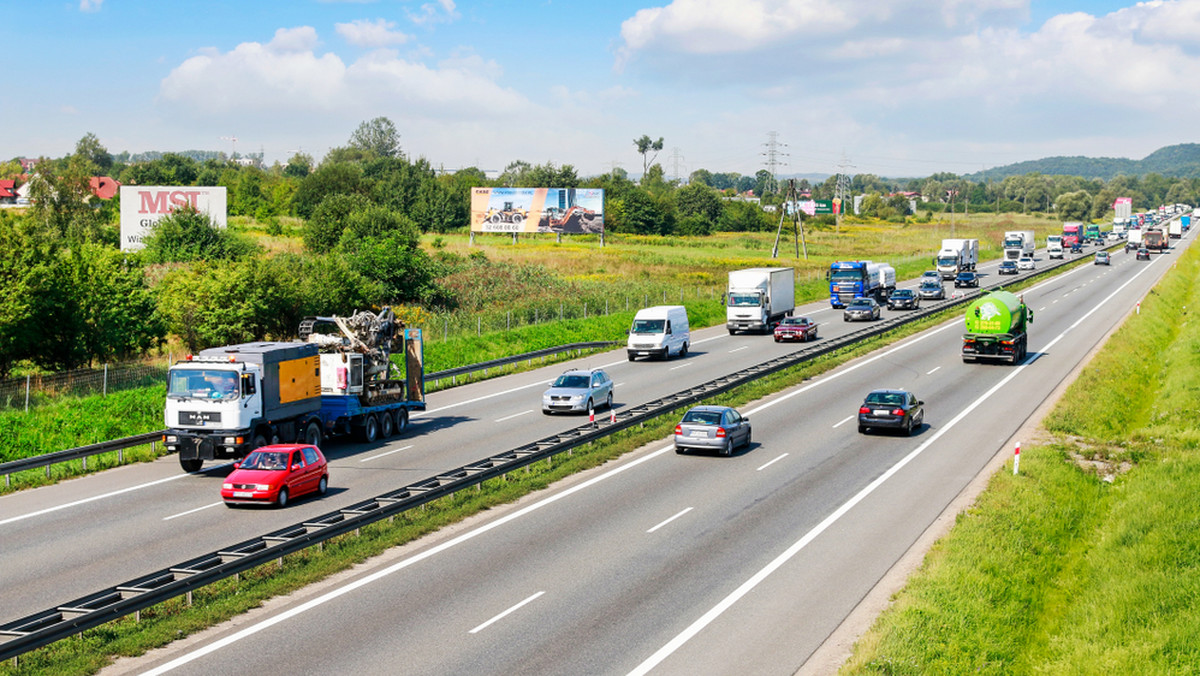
[{"left": 961, "top": 290, "right": 1032, "bottom": 365}]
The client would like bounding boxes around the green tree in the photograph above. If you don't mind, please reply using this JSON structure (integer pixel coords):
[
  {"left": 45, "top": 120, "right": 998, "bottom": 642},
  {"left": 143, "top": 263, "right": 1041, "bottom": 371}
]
[
  {"left": 140, "top": 205, "right": 258, "bottom": 263},
  {"left": 304, "top": 193, "right": 372, "bottom": 253},
  {"left": 74, "top": 132, "right": 113, "bottom": 174},
  {"left": 284, "top": 152, "right": 313, "bottom": 178},
  {"left": 1055, "top": 190, "right": 1092, "bottom": 221},
  {"left": 621, "top": 188, "right": 673, "bottom": 235},
  {"left": 349, "top": 116, "right": 402, "bottom": 158},
  {"left": 676, "top": 181, "right": 724, "bottom": 223},
  {"left": 634, "top": 135, "right": 664, "bottom": 182},
  {"left": 292, "top": 162, "right": 366, "bottom": 218}
]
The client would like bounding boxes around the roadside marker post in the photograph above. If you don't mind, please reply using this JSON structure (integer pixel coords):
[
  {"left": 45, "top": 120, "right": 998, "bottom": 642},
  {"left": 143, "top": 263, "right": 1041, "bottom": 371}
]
[
  {"left": 1013, "top": 441, "right": 1021, "bottom": 475},
  {"left": 589, "top": 407, "right": 595, "bottom": 427}
]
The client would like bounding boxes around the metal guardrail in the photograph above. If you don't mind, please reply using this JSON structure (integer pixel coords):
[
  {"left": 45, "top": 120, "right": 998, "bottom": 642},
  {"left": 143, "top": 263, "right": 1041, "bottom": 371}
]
[
  {"left": 0, "top": 342, "right": 622, "bottom": 484},
  {"left": 0, "top": 251, "right": 1097, "bottom": 660}
]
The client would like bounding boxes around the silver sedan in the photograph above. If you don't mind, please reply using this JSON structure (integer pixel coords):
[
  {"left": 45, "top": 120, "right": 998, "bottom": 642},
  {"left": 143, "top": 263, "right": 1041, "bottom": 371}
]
[{"left": 674, "top": 405, "right": 751, "bottom": 456}]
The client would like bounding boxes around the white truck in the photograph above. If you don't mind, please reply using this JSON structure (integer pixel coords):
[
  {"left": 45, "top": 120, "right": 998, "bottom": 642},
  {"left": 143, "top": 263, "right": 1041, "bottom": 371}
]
[
  {"left": 627, "top": 305, "right": 690, "bottom": 361},
  {"left": 725, "top": 267, "right": 795, "bottom": 334},
  {"left": 1169, "top": 219, "right": 1183, "bottom": 239},
  {"left": 1127, "top": 229, "right": 1144, "bottom": 246},
  {"left": 1047, "top": 235, "right": 1064, "bottom": 259},
  {"left": 1003, "top": 230, "right": 1036, "bottom": 260},
  {"left": 934, "top": 238, "right": 979, "bottom": 279}
]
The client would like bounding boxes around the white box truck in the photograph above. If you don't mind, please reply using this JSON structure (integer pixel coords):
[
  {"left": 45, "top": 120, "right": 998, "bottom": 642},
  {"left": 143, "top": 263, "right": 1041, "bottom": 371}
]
[
  {"left": 1047, "top": 235, "right": 1064, "bottom": 259},
  {"left": 725, "top": 267, "right": 795, "bottom": 334},
  {"left": 627, "top": 306, "right": 690, "bottom": 361},
  {"left": 934, "top": 239, "right": 979, "bottom": 279}
]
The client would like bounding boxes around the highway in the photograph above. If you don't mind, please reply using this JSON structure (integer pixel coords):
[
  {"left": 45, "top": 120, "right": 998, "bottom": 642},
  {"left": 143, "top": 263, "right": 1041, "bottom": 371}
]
[{"left": 80, "top": 229, "right": 1189, "bottom": 674}]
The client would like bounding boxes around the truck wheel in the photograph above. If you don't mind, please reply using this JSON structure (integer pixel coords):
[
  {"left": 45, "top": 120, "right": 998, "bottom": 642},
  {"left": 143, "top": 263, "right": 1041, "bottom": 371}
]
[
  {"left": 179, "top": 457, "right": 203, "bottom": 473},
  {"left": 364, "top": 415, "right": 379, "bottom": 443},
  {"left": 380, "top": 412, "right": 395, "bottom": 439},
  {"left": 303, "top": 421, "right": 322, "bottom": 447},
  {"left": 393, "top": 409, "right": 409, "bottom": 434},
  {"left": 252, "top": 434, "right": 268, "bottom": 450}
]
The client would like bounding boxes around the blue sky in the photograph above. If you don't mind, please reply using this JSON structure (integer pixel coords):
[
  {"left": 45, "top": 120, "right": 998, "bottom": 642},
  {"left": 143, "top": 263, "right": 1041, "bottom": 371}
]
[{"left": 3, "top": 0, "right": 1198, "bottom": 178}]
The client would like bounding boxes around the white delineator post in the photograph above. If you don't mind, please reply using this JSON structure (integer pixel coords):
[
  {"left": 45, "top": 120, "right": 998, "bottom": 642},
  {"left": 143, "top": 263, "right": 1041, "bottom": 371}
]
[
  {"left": 1013, "top": 441, "right": 1021, "bottom": 475},
  {"left": 610, "top": 410, "right": 616, "bottom": 424},
  {"left": 589, "top": 407, "right": 595, "bottom": 427}
]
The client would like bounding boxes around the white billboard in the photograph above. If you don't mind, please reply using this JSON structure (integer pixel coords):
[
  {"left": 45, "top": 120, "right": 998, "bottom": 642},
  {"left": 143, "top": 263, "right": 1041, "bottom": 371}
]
[{"left": 119, "top": 186, "right": 228, "bottom": 251}]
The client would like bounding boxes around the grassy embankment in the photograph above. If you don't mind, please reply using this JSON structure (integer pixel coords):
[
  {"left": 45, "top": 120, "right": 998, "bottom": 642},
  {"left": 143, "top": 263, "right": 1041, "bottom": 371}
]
[
  {"left": 0, "top": 213, "right": 1058, "bottom": 489},
  {"left": 842, "top": 240, "right": 1200, "bottom": 673}
]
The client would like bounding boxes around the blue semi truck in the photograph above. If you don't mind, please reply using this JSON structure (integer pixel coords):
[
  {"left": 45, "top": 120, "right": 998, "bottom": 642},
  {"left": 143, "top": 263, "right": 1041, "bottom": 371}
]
[{"left": 827, "top": 260, "right": 896, "bottom": 308}]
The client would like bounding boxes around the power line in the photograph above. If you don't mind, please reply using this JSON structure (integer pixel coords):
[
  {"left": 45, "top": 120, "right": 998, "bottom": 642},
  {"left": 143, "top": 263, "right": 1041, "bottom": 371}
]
[{"left": 762, "top": 131, "right": 788, "bottom": 194}]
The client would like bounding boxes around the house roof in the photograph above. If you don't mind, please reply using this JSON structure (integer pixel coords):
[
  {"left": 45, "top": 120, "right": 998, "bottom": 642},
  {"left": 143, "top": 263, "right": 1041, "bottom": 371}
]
[{"left": 0, "top": 180, "right": 14, "bottom": 198}]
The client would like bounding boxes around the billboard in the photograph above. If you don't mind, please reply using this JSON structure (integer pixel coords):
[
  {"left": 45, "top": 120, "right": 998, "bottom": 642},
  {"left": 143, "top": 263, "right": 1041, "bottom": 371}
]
[
  {"left": 119, "top": 186, "right": 228, "bottom": 251},
  {"left": 470, "top": 187, "right": 604, "bottom": 234},
  {"left": 1113, "top": 197, "right": 1132, "bottom": 221}
]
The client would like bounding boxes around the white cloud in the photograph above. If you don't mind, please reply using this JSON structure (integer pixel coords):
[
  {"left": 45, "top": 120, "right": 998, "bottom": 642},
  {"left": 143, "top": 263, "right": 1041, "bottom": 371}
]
[
  {"left": 79, "top": 0, "right": 102, "bottom": 12},
  {"left": 408, "top": 0, "right": 460, "bottom": 26},
  {"left": 336, "top": 18, "right": 410, "bottom": 47}
]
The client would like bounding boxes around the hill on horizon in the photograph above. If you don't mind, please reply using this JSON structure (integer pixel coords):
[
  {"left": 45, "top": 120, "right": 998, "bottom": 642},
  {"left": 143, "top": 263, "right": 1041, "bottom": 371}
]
[{"left": 966, "top": 143, "right": 1200, "bottom": 181}]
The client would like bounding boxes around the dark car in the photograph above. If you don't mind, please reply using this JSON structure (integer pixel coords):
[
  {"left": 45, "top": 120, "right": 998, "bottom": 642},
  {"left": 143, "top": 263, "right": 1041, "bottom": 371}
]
[
  {"left": 858, "top": 389, "right": 924, "bottom": 436},
  {"left": 1136, "top": 247, "right": 1151, "bottom": 260},
  {"left": 674, "top": 405, "right": 751, "bottom": 456},
  {"left": 1094, "top": 251, "right": 1110, "bottom": 266},
  {"left": 1071, "top": 243, "right": 1083, "bottom": 254},
  {"left": 222, "top": 445, "right": 329, "bottom": 507},
  {"left": 998, "top": 260, "right": 1018, "bottom": 275},
  {"left": 773, "top": 316, "right": 818, "bottom": 342},
  {"left": 954, "top": 271, "right": 980, "bottom": 288},
  {"left": 917, "top": 279, "right": 945, "bottom": 300},
  {"left": 843, "top": 297, "right": 881, "bottom": 322},
  {"left": 886, "top": 288, "right": 920, "bottom": 311}
]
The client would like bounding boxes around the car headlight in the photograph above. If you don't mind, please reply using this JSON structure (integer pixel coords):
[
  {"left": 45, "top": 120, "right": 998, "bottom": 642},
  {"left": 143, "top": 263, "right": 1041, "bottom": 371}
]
[
  {"left": 254, "top": 484, "right": 271, "bottom": 491},
  {"left": 222, "top": 483, "right": 233, "bottom": 489},
  {"left": 570, "top": 395, "right": 583, "bottom": 402}
]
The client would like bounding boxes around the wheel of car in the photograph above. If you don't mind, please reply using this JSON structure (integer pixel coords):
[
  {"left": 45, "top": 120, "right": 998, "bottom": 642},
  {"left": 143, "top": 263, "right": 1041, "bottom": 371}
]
[
  {"left": 628, "top": 353, "right": 636, "bottom": 361},
  {"left": 394, "top": 409, "right": 408, "bottom": 434},
  {"left": 858, "top": 425, "right": 868, "bottom": 434},
  {"left": 363, "top": 415, "right": 379, "bottom": 443},
  {"left": 661, "top": 347, "right": 670, "bottom": 361},
  {"left": 380, "top": 411, "right": 395, "bottom": 439},
  {"left": 774, "top": 336, "right": 780, "bottom": 343},
  {"left": 743, "top": 429, "right": 752, "bottom": 449},
  {"left": 304, "top": 421, "right": 322, "bottom": 447},
  {"left": 586, "top": 398, "right": 594, "bottom": 413},
  {"left": 276, "top": 487, "right": 289, "bottom": 508},
  {"left": 179, "top": 457, "right": 203, "bottom": 473},
  {"left": 905, "top": 418, "right": 914, "bottom": 436},
  {"left": 675, "top": 446, "right": 686, "bottom": 455},
  {"left": 317, "top": 475, "right": 328, "bottom": 496},
  {"left": 722, "top": 438, "right": 734, "bottom": 457},
  {"left": 728, "top": 328, "right": 737, "bottom": 335},
  {"left": 606, "top": 391, "right": 613, "bottom": 409}
]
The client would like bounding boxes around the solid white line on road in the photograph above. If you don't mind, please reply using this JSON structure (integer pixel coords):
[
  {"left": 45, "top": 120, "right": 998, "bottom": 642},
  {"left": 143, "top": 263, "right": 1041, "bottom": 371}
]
[
  {"left": 626, "top": 241, "right": 1167, "bottom": 676},
  {"left": 495, "top": 410, "right": 533, "bottom": 423},
  {"left": 669, "top": 363, "right": 692, "bottom": 370},
  {"left": 469, "top": 591, "right": 545, "bottom": 634},
  {"left": 647, "top": 507, "right": 693, "bottom": 533},
  {"left": 0, "top": 462, "right": 234, "bottom": 528},
  {"left": 358, "top": 445, "right": 414, "bottom": 463},
  {"left": 832, "top": 415, "right": 855, "bottom": 429},
  {"left": 756, "top": 454, "right": 789, "bottom": 471},
  {"left": 728, "top": 346, "right": 749, "bottom": 353},
  {"left": 163, "top": 502, "right": 223, "bottom": 521},
  {"left": 926, "top": 366, "right": 941, "bottom": 375}
]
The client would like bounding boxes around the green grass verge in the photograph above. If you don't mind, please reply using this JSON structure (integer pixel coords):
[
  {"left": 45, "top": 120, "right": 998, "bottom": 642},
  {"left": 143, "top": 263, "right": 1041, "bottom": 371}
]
[
  {"left": 841, "top": 241, "right": 1200, "bottom": 674},
  {"left": 1, "top": 290, "right": 983, "bottom": 675}
]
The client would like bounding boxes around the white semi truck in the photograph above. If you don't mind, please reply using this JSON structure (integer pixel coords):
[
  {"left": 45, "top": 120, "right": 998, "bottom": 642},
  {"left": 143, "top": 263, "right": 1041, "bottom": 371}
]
[
  {"left": 1003, "top": 230, "right": 1036, "bottom": 260},
  {"left": 934, "top": 238, "right": 979, "bottom": 279}
]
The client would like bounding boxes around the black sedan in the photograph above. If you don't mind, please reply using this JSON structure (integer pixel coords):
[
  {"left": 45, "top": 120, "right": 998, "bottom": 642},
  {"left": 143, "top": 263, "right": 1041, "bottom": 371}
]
[
  {"left": 954, "top": 271, "right": 980, "bottom": 288},
  {"left": 1136, "top": 247, "right": 1151, "bottom": 260},
  {"left": 886, "top": 289, "right": 920, "bottom": 311},
  {"left": 858, "top": 388, "right": 924, "bottom": 435},
  {"left": 998, "top": 260, "right": 1018, "bottom": 275},
  {"left": 843, "top": 297, "right": 881, "bottom": 322}
]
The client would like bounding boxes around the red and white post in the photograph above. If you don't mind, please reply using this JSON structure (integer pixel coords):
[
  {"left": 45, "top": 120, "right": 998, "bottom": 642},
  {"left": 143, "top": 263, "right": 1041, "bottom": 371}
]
[
  {"left": 610, "top": 409, "right": 616, "bottom": 424},
  {"left": 589, "top": 407, "right": 596, "bottom": 427},
  {"left": 1013, "top": 441, "right": 1021, "bottom": 475}
]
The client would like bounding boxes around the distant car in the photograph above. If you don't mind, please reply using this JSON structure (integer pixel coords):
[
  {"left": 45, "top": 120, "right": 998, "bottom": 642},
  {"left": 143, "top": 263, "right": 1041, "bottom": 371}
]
[
  {"left": 886, "top": 288, "right": 920, "bottom": 311},
  {"left": 858, "top": 389, "right": 924, "bottom": 436},
  {"left": 917, "top": 279, "right": 945, "bottom": 300},
  {"left": 1094, "top": 251, "right": 1111, "bottom": 266},
  {"left": 674, "top": 405, "right": 751, "bottom": 456},
  {"left": 921, "top": 270, "right": 940, "bottom": 281},
  {"left": 1136, "top": 247, "right": 1151, "bottom": 260},
  {"left": 1070, "top": 243, "right": 1083, "bottom": 254},
  {"left": 843, "top": 297, "right": 881, "bottom": 322},
  {"left": 1106, "top": 232, "right": 1121, "bottom": 243},
  {"left": 222, "top": 445, "right": 328, "bottom": 507},
  {"left": 954, "top": 271, "right": 979, "bottom": 288},
  {"left": 542, "top": 368, "right": 613, "bottom": 414},
  {"left": 773, "top": 316, "right": 818, "bottom": 342},
  {"left": 1017, "top": 256, "right": 1036, "bottom": 271},
  {"left": 1124, "top": 241, "right": 1137, "bottom": 253},
  {"left": 998, "top": 260, "right": 1018, "bottom": 275}
]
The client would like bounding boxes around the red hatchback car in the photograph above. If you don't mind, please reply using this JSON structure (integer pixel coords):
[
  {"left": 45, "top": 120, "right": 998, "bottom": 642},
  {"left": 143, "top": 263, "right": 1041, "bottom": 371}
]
[
  {"left": 222, "top": 444, "right": 329, "bottom": 508},
  {"left": 773, "top": 316, "right": 818, "bottom": 342}
]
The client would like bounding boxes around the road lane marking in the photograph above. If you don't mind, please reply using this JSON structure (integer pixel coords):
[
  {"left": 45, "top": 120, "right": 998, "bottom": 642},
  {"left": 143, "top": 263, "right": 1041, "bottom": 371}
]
[
  {"left": 469, "top": 591, "right": 545, "bottom": 634},
  {"left": 1039, "top": 307, "right": 1046, "bottom": 311},
  {"left": 647, "top": 507, "right": 693, "bottom": 533},
  {"left": 669, "top": 363, "right": 692, "bottom": 370},
  {"left": 832, "top": 415, "right": 855, "bottom": 428},
  {"left": 414, "top": 381, "right": 547, "bottom": 417},
  {"left": 358, "top": 445, "right": 414, "bottom": 463},
  {"left": 756, "top": 454, "right": 788, "bottom": 471},
  {"left": 626, "top": 242, "right": 1167, "bottom": 676},
  {"left": 0, "top": 463, "right": 234, "bottom": 528},
  {"left": 926, "top": 367, "right": 941, "bottom": 375},
  {"left": 163, "top": 502, "right": 223, "bottom": 521},
  {"left": 495, "top": 410, "right": 533, "bottom": 423},
  {"left": 728, "top": 346, "right": 749, "bottom": 353}
]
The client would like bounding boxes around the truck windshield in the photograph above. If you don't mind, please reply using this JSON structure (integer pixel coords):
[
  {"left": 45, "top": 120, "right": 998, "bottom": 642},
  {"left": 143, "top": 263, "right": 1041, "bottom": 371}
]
[
  {"left": 936, "top": 256, "right": 958, "bottom": 267},
  {"left": 1003, "top": 238, "right": 1021, "bottom": 248},
  {"left": 630, "top": 319, "right": 665, "bottom": 334},
  {"left": 167, "top": 368, "right": 240, "bottom": 400},
  {"left": 830, "top": 269, "right": 865, "bottom": 282},
  {"left": 727, "top": 293, "right": 762, "bottom": 307}
]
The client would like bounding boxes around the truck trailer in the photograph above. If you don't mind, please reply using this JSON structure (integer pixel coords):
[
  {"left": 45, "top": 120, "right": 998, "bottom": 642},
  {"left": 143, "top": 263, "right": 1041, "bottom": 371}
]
[
  {"left": 725, "top": 267, "right": 795, "bottom": 334},
  {"left": 827, "top": 261, "right": 895, "bottom": 308},
  {"left": 934, "top": 239, "right": 979, "bottom": 279},
  {"left": 1144, "top": 228, "right": 1167, "bottom": 251},
  {"left": 962, "top": 291, "right": 1032, "bottom": 365},
  {"left": 1003, "top": 230, "right": 1036, "bottom": 260},
  {"left": 164, "top": 308, "right": 426, "bottom": 473}
]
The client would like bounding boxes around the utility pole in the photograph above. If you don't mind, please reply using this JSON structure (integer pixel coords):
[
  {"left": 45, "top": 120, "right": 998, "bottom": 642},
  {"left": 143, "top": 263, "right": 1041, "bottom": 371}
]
[
  {"left": 772, "top": 179, "right": 807, "bottom": 260},
  {"left": 220, "top": 135, "right": 238, "bottom": 160},
  {"left": 668, "top": 147, "right": 686, "bottom": 183},
  {"left": 761, "top": 132, "right": 788, "bottom": 196},
  {"left": 835, "top": 152, "right": 854, "bottom": 234}
]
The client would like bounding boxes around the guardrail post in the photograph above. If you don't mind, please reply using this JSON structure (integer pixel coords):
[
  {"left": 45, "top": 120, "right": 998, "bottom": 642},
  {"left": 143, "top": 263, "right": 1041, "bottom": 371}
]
[
  {"left": 103, "top": 364, "right": 108, "bottom": 397},
  {"left": 584, "top": 302, "right": 587, "bottom": 319},
  {"left": 25, "top": 374, "right": 30, "bottom": 413}
]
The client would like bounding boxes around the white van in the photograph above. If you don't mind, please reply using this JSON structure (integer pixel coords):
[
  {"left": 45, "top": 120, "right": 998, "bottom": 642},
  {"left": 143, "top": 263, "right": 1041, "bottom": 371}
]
[{"left": 627, "top": 305, "right": 690, "bottom": 361}]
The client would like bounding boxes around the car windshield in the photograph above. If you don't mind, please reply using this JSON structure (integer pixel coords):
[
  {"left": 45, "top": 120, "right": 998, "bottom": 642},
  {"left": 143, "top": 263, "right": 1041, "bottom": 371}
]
[
  {"left": 553, "top": 375, "right": 590, "bottom": 388},
  {"left": 728, "top": 293, "right": 761, "bottom": 307},
  {"left": 240, "top": 451, "right": 288, "bottom": 471},
  {"left": 682, "top": 410, "right": 722, "bottom": 425},
  {"left": 631, "top": 318, "right": 665, "bottom": 334},
  {"left": 167, "top": 368, "right": 240, "bottom": 400},
  {"left": 780, "top": 317, "right": 804, "bottom": 326},
  {"left": 957, "top": 273, "right": 974, "bottom": 279},
  {"left": 848, "top": 300, "right": 873, "bottom": 309},
  {"left": 921, "top": 280, "right": 940, "bottom": 288},
  {"left": 892, "top": 290, "right": 913, "bottom": 298},
  {"left": 865, "top": 392, "right": 904, "bottom": 406}
]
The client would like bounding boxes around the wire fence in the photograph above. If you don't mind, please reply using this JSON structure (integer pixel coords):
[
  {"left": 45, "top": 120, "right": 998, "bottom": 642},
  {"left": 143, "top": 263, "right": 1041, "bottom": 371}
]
[{"left": 0, "top": 361, "right": 170, "bottom": 413}]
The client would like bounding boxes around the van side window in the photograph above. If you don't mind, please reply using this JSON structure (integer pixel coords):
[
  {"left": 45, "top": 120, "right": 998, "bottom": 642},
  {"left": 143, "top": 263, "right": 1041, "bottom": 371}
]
[{"left": 665, "top": 320, "right": 672, "bottom": 335}]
